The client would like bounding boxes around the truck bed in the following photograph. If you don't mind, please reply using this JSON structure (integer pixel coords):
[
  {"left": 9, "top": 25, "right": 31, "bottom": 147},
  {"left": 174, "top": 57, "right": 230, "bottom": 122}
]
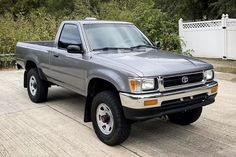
[
  {"left": 23, "top": 41, "right": 55, "bottom": 47},
  {"left": 15, "top": 41, "right": 55, "bottom": 69}
]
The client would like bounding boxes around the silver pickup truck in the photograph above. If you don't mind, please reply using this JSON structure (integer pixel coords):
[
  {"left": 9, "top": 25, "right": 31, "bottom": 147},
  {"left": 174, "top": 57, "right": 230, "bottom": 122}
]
[{"left": 16, "top": 18, "right": 218, "bottom": 146}]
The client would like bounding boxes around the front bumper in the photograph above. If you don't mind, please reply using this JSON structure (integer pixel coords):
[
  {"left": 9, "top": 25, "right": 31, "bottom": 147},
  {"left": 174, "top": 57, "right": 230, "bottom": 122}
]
[{"left": 120, "top": 81, "right": 218, "bottom": 120}]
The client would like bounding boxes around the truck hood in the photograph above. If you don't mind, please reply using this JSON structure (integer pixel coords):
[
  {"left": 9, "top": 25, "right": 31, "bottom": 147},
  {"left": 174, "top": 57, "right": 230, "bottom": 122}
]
[{"left": 94, "top": 49, "right": 213, "bottom": 77}]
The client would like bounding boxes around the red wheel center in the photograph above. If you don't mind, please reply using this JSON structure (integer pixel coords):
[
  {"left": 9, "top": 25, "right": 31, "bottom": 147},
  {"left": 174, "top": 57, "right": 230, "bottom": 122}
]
[
  {"left": 101, "top": 115, "right": 110, "bottom": 123},
  {"left": 33, "top": 82, "right": 37, "bottom": 88}
]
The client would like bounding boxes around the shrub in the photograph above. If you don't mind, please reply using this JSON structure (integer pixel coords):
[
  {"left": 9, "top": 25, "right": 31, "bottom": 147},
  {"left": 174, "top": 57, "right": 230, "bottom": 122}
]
[
  {"left": 0, "top": 1, "right": 182, "bottom": 68},
  {"left": 0, "top": 10, "right": 61, "bottom": 68},
  {"left": 98, "top": 0, "right": 182, "bottom": 53}
]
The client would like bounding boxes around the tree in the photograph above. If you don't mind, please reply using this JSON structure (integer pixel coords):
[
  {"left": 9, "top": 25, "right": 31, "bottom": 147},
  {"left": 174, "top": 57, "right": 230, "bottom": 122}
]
[
  {"left": 155, "top": 0, "right": 236, "bottom": 21},
  {"left": 210, "top": 0, "right": 236, "bottom": 18}
]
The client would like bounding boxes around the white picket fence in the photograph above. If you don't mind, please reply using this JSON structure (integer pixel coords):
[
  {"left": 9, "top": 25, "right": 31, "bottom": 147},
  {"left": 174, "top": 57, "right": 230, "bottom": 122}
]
[{"left": 179, "top": 14, "right": 236, "bottom": 60}]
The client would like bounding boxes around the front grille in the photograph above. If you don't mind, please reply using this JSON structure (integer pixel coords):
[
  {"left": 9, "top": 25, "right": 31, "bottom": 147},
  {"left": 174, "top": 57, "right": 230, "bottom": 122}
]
[{"left": 163, "top": 72, "right": 203, "bottom": 88}]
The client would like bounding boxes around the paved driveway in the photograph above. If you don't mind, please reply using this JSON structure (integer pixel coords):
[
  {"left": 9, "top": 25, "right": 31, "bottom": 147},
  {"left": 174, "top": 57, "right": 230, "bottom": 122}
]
[{"left": 0, "top": 70, "right": 236, "bottom": 157}]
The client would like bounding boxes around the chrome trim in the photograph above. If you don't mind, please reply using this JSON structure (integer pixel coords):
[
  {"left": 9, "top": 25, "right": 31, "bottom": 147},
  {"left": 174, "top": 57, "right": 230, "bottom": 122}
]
[
  {"left": 162, "top": 71, "right": 203, "bottom": 78},
  {"left": 119, "top": 82, "right": 217, "bottom": 109},
  {"left": 159, "top": 71, "right": 205, "bottom": 92},
  {"left": 157, "top": 76, "right": 165, "bottom": 91},
  {"left": 161, "top": 81, "right": 206, "bottom": 92}
]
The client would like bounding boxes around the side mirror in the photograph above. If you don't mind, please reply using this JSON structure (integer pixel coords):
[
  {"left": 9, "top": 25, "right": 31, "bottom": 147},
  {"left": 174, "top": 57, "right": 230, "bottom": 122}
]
[
  {"left": 67, "top": 45, "right": 83, "bottom": 54},
  {"left": 154, "top": 41, "right": 160, "bottom": 49}
]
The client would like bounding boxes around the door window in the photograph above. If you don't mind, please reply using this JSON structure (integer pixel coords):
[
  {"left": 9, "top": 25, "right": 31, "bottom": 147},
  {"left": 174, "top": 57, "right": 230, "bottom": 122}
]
[{"left": 58, "top": 24, "right": 81, "bottom": 49}]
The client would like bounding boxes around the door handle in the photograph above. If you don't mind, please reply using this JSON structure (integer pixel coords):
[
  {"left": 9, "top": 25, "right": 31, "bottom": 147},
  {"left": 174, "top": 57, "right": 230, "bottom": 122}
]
[
  {"left": 48, "top": 50, "right": 59, "bottom": 58},
  {"left": 53, "top": 54, "right": 59, "bottom": 58}
]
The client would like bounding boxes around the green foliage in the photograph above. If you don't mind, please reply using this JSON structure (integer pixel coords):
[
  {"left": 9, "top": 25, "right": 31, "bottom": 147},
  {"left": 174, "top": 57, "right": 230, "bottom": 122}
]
[
  {"left": 97, "top": 0, "right": 181, "bottom": 52},
  {"left": 0, "top": 10, "right": 59, "bottom": 54},
  {"left": 210, "top": 0, "right": 236, "bottom": 18},
  {"left": 0, "top": 0, "right": 235, "bottom": 68},
  {"left": 155, "top": 0, "right": 236, "bottom": 20},
  {"left": 0, "top": 0, "right": 182, "bottom": 60}
]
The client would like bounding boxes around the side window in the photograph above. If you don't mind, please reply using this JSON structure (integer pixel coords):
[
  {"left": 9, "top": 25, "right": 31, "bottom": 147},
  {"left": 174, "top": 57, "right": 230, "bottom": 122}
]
[{"left": 58, "top": 24, "right": 81, "bottom": 49}]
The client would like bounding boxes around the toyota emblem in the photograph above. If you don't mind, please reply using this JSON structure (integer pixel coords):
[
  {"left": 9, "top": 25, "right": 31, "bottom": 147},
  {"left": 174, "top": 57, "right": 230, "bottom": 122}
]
[{"left": 182, "top": 76, "right": 188, "bottom": 84}]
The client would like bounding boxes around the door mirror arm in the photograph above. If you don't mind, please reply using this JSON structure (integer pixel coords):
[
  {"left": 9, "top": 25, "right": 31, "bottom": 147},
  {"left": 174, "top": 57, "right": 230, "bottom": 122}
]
[{"left": 154, "top": 41, "right": 160, "bottom": 49}]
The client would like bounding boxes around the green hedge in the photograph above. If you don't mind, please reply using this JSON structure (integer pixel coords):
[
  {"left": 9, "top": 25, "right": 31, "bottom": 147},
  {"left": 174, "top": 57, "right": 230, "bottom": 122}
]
[
  {"left": 0, "top": 10, "right": 61, "bottom": 68},
  {"left": 0, "top": 1, "right": 182, "bottom": 68},
  {"left": 0, "top": 11, "right": 59, "bottom": 54},
  {"left": 0, "top": 55, "right": 15, "bottom": 69}
]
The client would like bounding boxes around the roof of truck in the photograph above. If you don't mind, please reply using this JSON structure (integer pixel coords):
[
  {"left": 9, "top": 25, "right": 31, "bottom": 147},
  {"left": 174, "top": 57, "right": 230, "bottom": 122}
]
[{"left": 63, "top": 18, "right": 133, "bottom": 25}]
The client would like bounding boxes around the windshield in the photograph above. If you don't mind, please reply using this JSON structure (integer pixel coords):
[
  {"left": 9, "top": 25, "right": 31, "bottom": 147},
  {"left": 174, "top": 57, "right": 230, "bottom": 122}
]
[{"left": 83, "top": 23, "right": 152, "bottom": 51}]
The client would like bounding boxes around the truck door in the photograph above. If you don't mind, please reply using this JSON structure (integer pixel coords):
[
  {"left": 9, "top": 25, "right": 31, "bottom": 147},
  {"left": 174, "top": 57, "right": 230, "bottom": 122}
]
[{"left": 49, "top": 23, "right": 86, "bottom": 95}]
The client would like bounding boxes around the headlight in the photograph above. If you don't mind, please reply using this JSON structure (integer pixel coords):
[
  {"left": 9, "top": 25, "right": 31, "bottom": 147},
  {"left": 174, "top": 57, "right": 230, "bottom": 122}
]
[
  {"left": 129, "top": 78, "right": 155, "bottom": 93},
  {"left": 205, "top": 70, "right": 214, "bottom": 80},
  {"left": 142, "top": 79, "right": 155, "bottom": 90}
]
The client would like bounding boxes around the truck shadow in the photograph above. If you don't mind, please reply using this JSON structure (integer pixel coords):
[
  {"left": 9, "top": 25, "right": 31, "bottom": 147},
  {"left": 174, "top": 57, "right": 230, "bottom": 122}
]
[
  {"left": 46, "top": 87, "right": 197, "bottom": 137},
  {"left": 47, "top": 87, "right": 85, "bottom": 103},
  {"left": 123, "top": 119, "right": 207, "bottom": 155},
  {"left": 131, "top": 118, "right": 197, "bottom": 138},
  {"left": 45, "top": 86, "right": 219, "bottom": 156}
]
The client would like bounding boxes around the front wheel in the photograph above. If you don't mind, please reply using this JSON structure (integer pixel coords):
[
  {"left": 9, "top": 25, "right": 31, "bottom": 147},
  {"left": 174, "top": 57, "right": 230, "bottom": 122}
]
[
  {"left": 91, "top": 91, "right": 131, "bottom": 146},
  {"left": 168, "top": 107, "right": 202, "bottom": 125}
]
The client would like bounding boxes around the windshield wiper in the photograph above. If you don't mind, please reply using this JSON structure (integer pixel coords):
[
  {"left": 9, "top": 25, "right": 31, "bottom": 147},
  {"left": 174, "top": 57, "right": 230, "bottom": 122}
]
[
  {"left": 93, "top": 45, "right": 156, "bottom": 51},
  {"left": 130, "top": 45, "right": 156, "bottom": 50},
  {"left": 93, "top": 47, "right": 131, "bottom": 51}
]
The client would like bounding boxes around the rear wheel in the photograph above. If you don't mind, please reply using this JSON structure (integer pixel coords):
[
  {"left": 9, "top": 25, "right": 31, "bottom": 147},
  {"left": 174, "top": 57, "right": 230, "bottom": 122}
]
[
  {"left": 91, "top": 91, "right": 131, "bottom": 146},
  {"left": 168, "top": 107, "right": 202, "bottom": 125},
  {"left": 27, "top": 68, "right": 48, "bottom": 103}
]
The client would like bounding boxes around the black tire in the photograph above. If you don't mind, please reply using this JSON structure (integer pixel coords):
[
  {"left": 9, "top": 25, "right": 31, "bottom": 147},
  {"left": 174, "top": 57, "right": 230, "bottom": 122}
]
[
  {"left": 27, "top": 68, "right": 48, "bottom": 103},
  {"left": 168, "top": 107, "right": 202, "bottom": 125},
  {"left": 91, "top": 91, "right": 131, "bottom": 146}
]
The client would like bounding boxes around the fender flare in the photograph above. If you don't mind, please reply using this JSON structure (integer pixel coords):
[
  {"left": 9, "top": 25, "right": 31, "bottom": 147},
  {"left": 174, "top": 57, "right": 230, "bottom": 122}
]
[
  {"left": 24, "top": 60, "right": 47, "bottom": 88},
  {"left": 84, "top": 71, "right": 127, "bottom": 122}
]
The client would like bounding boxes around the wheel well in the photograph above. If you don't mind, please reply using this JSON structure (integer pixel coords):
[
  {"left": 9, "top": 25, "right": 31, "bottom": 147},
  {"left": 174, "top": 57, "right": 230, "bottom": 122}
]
[
  {"left": 88, "top": 78, "right": 117, "bottom": 96},
  {"left": 24, "top": 61, "right": 48, "bottom": 88},
  {"left": 24, "top": 61, "right": 37, "bottom": 88},
  {"left": 84, "top": 78, "right": 118, "bottom": 122},
  {"left": 25, "top": 60, "right": 37, "bottom": 71}
]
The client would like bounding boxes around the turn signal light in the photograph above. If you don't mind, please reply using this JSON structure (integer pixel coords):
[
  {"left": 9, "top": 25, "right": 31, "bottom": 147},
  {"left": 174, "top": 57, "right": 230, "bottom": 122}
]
[
  {"left": 144, "top": 99, "right": 158, "bottom": 106},
  {"left": 129, "top": 79, "right": 137, "bottom": 92},
  {"left": 211, "top": 85, "right": 218, "bottom": 94}
]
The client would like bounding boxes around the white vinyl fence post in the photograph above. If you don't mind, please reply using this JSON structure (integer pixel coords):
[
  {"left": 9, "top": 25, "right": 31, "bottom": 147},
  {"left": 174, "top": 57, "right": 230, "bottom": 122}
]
[
  {"left": 178, "top": 18, "right": 184, "bottom": 51},
  {"left": 225, "top": 14, "right": 229, "bottom": 59},
  {"left": 179, "top": 18, "right": 183, "bottom": 37},
  {"left": 222, "top": 14, "right": 228, "bottom": 59}
]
